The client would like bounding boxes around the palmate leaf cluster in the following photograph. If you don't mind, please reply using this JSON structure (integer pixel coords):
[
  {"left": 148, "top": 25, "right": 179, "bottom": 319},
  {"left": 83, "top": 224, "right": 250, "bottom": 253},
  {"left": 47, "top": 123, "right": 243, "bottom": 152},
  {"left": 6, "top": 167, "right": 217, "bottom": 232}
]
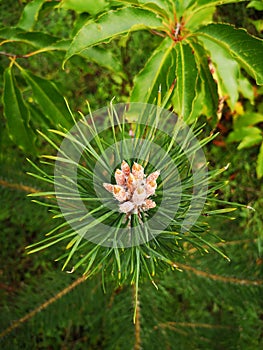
[
  {"left": 63, "top": 0, "right": 263, "bottom": 122},
  {"left": 0, "top": 0, "right": 263, "bottom": 154}
]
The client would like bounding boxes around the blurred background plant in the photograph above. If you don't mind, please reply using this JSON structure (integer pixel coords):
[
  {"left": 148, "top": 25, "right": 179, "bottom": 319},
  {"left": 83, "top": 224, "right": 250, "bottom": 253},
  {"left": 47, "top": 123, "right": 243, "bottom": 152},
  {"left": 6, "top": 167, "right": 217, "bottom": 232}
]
[{"left": 0, "top": 1, "right": 263, "bottom": 349}]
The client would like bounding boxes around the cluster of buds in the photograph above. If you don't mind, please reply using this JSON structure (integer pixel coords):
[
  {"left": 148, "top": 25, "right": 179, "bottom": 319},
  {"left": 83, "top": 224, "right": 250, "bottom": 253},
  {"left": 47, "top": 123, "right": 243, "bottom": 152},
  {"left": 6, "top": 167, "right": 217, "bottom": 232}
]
[{"left": 103, "top": 160, "right": 160, "bottom": 218}]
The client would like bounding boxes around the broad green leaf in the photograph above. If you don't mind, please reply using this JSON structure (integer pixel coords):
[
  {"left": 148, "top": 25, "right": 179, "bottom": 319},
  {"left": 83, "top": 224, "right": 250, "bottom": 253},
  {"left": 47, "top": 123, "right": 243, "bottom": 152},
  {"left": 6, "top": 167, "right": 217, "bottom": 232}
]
[
  {"left": 185, "top": 6, "right": 215, "bottom": 32},
  {"left": 137, "top": 0, "right": 172, "bottom": 11},
  {"left": 0, "top": 27, "right": 24, "bottom": 40},
  {"left": 3, "top": 67, "right": 36, "bottom": 154},
  {"left": 199, "top": 36, "right": 240, "bottom": 109},
  {"left": 196, "top": 23, "right": 263, "bottom": 85},
  {"left": 130, "top": 37, "right": 175, "bottom": 104},
  {"left": 26, "top": 38, "right": 123, "bottom": 73},
  {"left": 142, "top": 0, "right": 172, "bottom": 17},
  {"left": 185, "top": 0, "right": 247, "bottom": 23},
  {"left": 256, "top": 141, "right": 263, "bottom": 179},
  {"left": 41, "top": 38, "right": 71, "bottom": 51},
  {"left": 0, "top": 28, "right": 58, "bottom": 49},
  {"left": 227, "top": 126, "right": 262, "bottom": 143},
  {"left": 174, "top": 42, "right": 198, "bottom": 121},
  {"left": 176, "top": 0, "right": 196, "bottom": 18},
  {"left": 188, "top": 40, "right": 218, "bottom": 121},
  {"left": 63, "top": 7, "right": 163, "bottom": 65},
  {"left": 237, "top": 134, "right": 262, "bottom": 149},
  {"left": 81, "top": 47, "right": 123, "bottom": 73},
  {"left": 237, "top": 75, "right": 254, "bottom": 104},
  {"left": 184, "top": 78, "right": 204, "bottom": 124},
  {"left": 247, "top": 1, "right": 263, "bottom": 11},
  {"left": 71, "top": 12, "right": 91, "bottom": 37},
  {"left": 234, "top": 112, "right": 263, "bottom": 129},
  {"left": 20, "top": 69, "right": 72, "bottom": 129},
  {"left": 17, "top": 0, "right": 45, "bottom": 31},
  {"left": 114, "top": 0, "right": 172, "bottom": 17},
  {"left": 61, "top": 0, "right": 108, "bottom": 14},
  {"left": 28, "top": 103, "right": 54, "bottom": 129},
  {"left": 193, "top": 0, "right": 247, "bottom": 8},
  {"left": 249, "top": 19, "right": 263, "bottom": 33}
]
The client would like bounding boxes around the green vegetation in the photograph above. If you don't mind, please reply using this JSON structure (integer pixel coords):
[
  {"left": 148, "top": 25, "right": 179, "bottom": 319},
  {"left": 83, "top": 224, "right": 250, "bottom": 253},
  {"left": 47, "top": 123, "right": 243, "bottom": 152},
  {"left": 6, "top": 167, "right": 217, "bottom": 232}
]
[{"left": 0, "top": 1, "right": 262, "bottom": 349}]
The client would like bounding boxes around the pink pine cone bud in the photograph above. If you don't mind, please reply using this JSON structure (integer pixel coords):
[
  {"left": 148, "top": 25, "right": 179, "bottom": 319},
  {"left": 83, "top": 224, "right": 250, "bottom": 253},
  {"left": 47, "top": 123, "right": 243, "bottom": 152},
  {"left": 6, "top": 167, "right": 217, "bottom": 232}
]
[
  {"left": 103, "top": 160, "right": 160, "bottom": 219},
  {"left": 127, "top": 173, "right": 137, "bottom": 193},
  {"left": 132, "top": 186, "right": 147, "bottom": 206},
  {"left": 143, "top": 199, "right": 156, "bottom": 210},
  {"left": 112, "top": 185, "right": 127, "bottom": 202},
  {"left": 121, "top": 160, "right": 130, "bottom": 177},
  {"left": 103, "top": 183, "right": 114, "bottom": 193},
  {"left": 119, "top": 201, "right": 135, "bottom": 214},
  {"left": 146, "top": 180, "right": 157, "bottom": 197},
  {"left": 115, "top": 169, "right": 126, "bottom": 186},
  {"left": 146, "top": 171, "right": 160, "bottom": 182},
  {"left": 132, "top": 162, "right": 144, "bottom": 180}
]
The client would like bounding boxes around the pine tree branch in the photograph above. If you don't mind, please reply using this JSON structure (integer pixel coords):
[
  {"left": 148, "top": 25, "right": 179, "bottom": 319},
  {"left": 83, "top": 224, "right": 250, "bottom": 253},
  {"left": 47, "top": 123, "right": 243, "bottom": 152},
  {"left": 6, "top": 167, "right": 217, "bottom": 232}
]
[
  {"left": 153, "top": 321, "right": 232, "bottom": 342},
  {"left": 188, "top": 239, "right": 258, "bottom": 255},
  {"left": 0, "top": 179, "right": 40, "bottom": 194},
  {"left": 107, "top": 286, "right": 123, "bottom": 309},
  {"left": 0, "top": 274, "right": 88, "bottom": 339},
  {"left": 155, "top": 321, "right": 232, "bottom": 331},
  {"left": 173, "top": 262, "right": 263, "bottom": 286}
]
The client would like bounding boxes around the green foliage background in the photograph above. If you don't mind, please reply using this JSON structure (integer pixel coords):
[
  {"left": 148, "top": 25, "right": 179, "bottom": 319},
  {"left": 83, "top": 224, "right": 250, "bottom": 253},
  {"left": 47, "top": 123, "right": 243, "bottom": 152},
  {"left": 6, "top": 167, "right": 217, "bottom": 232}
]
[{"left": 0, "top": 1, "right": 262, "bottom": 349}]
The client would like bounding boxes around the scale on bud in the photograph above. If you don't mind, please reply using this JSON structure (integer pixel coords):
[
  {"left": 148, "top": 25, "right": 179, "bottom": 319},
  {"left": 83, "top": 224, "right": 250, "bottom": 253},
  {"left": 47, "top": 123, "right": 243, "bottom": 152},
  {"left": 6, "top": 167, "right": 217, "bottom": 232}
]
[{"left": 103, "top": 160, "right": 160, "bottom": 220}]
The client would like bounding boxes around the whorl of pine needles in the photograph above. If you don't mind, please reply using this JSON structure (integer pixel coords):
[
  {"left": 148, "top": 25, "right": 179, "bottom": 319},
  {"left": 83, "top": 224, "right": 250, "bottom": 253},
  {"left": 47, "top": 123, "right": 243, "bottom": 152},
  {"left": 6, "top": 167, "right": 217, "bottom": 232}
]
[{"left": 26, "top": 102, "right": 246, "bottom": 319}]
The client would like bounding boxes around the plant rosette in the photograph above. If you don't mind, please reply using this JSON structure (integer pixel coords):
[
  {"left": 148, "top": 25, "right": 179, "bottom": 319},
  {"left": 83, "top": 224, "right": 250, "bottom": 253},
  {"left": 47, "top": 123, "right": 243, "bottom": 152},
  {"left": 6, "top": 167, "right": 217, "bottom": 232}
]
[{"left": 27, "top": 102, "right": 241, "bottom": 295}]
